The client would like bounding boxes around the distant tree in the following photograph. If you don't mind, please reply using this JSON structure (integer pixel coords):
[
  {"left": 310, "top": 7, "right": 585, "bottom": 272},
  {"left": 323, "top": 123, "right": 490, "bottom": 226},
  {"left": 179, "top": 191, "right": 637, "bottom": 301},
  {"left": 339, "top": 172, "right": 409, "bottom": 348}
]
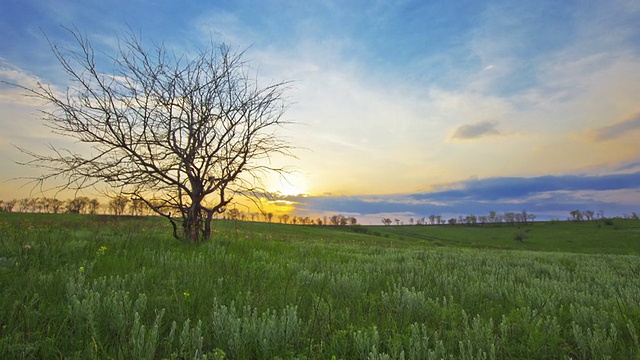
[
  {"left": 267, "top": 212, "right": 274, "bottom": 223},
  {"left": 569, "top": 210, "right": 583, "bottom": 221},
  {"left": 583, "top": 210, "right": 594, "bottom": 221},
  {"left": 514, "top": 212, "right": 523, "bottom": 224},
  {"left": 330, "top": 215, "right": 354, "bottom": 226},
  {"left": 465, "top": 214, "right": 477, "bottom": 226},
  {"left": 488, "top": 211, "right": 498, "bottom": 223},
  {"left": 51, "top": 198, "right": 63, "bottom": 214},
  {"left": 448, "top": 218, "right": 457, "bottom": 226},
  {"left": 66, "top": 197, "right": 90, "bottom": 214},
  {"left": 409, "top": 218, "right": 414, "bottom": 225},
  {"left": 128, "top": 198, "right": 146, "bottom": 216},
  {"left": 18, "top": 198, "right": 32, "bottom": 213},
  {"left": 382, "top": 218, "right": 392, "bottom": 226},
  {"left": 2, "top": 199, "right": 17, "bottom": 212},
  {"left": 395, "top": 219, "right": 401, "bottom": 226},
  {"left": 330, "top": 215, "right": 342, "bottom": 226},
  {"left": 227, "top": 208, "right": 241, "bottom": 220},
  {"left": 504, "top": 212, "right": 516, "bottom": 224},
  {"left": 280, "top": 214, "right": 290, "bottom": 224},
  {"left": 109, "top": 196, "right": 129, "bottom": 216},
  {"left": 37, "top": 198, "right": 50, "bottom": 213},
  {"left": 88, "top": 198, "right": 101, "bottom": 214}
]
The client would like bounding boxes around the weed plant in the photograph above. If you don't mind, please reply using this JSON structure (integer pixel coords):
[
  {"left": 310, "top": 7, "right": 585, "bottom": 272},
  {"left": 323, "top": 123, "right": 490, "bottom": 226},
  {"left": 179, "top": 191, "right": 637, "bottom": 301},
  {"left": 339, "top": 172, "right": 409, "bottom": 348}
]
[{"left": 0, "top": 213, "right": 639, "bottom": 359}]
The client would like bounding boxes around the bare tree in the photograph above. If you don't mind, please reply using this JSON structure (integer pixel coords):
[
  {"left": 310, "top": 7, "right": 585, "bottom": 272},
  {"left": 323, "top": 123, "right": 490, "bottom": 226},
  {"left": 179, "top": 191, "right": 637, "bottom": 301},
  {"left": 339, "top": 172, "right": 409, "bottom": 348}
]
[
  {"left": 128, "top": 198, "right": 146, "bottom": 216},
  {"left": 583, "top": 210, "right": 594, "bottom": 221},
  {"left": 51, "top": 198, "right": 63, "bottom": 214},
  {"left": 66, "top": 197, "right": 90, "bottom": 214},
  {"left": 569, "top": 210, "right": 583, "bottom": 221},
  {"left": 1, "top": 199, "right": 17, "bottom": 212},
  {"left": 109, "top": 196, "right": 129, "bottom": 215},
  {"left": 226, "top": 208, "right": 241, "bottom": 220},
  {"left": 88, "top": 198, "right": 101, "bottom": 214},
  {"left": 13, "top": 28, "right": 293, "bottom": 241}
]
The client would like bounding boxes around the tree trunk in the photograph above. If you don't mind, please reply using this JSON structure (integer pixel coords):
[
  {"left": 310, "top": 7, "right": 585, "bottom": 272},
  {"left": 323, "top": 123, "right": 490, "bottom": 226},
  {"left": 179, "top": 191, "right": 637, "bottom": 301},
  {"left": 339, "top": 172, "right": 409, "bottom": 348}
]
[
  {"left": 184, "top": 201, "right": 203, "bottom": 242},
  {"left": 203, "top": 210, "right": 215, "bottom": 239}
]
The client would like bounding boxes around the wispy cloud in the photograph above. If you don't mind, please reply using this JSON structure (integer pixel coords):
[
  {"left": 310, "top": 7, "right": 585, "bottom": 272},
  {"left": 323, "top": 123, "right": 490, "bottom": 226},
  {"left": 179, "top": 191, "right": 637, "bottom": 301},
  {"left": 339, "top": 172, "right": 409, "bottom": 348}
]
[
  {"left": 616, "top": 160, "right": 640, "bottom": 172},
  {"left": 588, "top": 113, "right": 640, "bottom": 141},
  {"left": 0, "top": 58, "right": 47, "bottom": 106},
  {"left": 451, "top": 120, "right": 501, "bottom": 140}
]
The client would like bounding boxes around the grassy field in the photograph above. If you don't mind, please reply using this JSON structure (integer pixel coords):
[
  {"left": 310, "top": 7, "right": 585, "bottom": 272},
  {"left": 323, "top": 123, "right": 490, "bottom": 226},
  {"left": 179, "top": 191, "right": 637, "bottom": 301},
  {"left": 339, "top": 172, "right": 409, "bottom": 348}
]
[{"left": 1, "top": 213, "right": 639, "bottom": 359}]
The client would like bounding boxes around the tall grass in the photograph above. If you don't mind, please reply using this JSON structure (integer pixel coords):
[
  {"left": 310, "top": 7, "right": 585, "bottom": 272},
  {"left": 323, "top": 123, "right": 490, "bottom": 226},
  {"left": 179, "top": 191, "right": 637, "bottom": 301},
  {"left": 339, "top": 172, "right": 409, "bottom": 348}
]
[{"left": 1, "top": 213, "right": 639, "bottom": 359}]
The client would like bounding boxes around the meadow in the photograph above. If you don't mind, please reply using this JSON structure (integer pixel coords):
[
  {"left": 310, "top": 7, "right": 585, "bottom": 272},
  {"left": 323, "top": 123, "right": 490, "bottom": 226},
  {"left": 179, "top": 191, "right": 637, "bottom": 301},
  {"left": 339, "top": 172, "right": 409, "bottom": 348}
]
[{"left": 1, "top": 213, "right": 639, "bottom": 359}]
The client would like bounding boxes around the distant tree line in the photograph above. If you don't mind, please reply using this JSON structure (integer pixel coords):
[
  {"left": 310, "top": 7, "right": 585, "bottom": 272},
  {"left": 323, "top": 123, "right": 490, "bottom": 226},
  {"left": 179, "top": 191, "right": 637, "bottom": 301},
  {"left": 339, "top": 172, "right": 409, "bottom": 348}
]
[
  {"left": 0, "top": 196, "right": 154, "bottom": 216},
  {"left": 382, "top": 209, "right": 639, "bottom": 226},
  {"left": 225, "top": 209, "right": 357, "bottom": 226},
  {"left": 4, "top": 198, "right": 639, "bottom": 225},
  {"left": 0, "top": 197, "right": 357, "bottom": 226},
  {"left": 568, "top": 209, "right": 639, "bottom": 221},
  {"left": 382, "top": 210, "right": 537, "bottom": 226}
]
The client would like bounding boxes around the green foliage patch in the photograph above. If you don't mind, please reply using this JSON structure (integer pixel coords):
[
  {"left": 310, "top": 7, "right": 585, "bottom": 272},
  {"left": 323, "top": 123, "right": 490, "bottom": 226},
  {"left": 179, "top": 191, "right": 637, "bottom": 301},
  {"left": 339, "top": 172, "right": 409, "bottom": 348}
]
[{"left": 1, "top": 213, "right": 639, "bottom": 359}]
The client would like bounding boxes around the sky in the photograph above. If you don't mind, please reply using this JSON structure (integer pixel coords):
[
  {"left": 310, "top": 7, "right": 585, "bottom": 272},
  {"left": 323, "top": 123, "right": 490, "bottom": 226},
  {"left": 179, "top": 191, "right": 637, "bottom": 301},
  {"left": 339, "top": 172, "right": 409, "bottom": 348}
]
[{"left": 1, "top": 0, "right": 639, "bottom": 223}]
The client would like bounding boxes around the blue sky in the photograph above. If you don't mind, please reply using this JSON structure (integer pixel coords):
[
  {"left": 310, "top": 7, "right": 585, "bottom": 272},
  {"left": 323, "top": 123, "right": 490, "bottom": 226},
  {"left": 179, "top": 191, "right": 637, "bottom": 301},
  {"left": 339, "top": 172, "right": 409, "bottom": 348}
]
[{"left": 1, "top": 0, "right": 639, "bottom": 222}]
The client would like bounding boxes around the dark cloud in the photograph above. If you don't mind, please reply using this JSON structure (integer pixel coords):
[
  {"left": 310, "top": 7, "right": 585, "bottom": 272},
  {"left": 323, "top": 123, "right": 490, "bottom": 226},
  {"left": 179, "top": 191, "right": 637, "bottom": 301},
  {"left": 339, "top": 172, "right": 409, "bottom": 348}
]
[
  {"left": 411, "top": 172, "right": 640, "bottom": 202},
  {"left": 451, "top": 121, "right": 500, "bottom": 140},
  {"left": 590, "top": 113, "right": 640, "bottom": 141},
  {"left": 287, "top": 172, "right": 640, "bottom": 222}
]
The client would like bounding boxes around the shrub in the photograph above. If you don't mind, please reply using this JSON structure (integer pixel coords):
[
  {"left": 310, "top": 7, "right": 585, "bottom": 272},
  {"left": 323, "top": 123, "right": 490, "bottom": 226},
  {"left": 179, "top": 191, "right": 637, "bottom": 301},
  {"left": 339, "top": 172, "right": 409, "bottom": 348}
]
[{"left": 513, "top": 231, "right": 528, "bottom": 242}]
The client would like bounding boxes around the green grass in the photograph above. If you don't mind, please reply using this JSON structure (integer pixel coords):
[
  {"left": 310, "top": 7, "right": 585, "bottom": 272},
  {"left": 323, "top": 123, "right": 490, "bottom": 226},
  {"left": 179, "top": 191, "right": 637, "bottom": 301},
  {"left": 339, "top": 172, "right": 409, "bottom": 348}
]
[{"left": 1, "top": 213, "right": 639, "bottom": 359}]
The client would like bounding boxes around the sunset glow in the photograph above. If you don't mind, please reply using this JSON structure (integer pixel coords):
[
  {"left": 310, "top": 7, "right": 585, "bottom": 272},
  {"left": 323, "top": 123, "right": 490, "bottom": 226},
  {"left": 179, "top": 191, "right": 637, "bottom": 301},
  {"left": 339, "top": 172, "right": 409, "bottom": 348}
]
[{"left": 1, "top": 0, "right": 639, "bottom": 223}]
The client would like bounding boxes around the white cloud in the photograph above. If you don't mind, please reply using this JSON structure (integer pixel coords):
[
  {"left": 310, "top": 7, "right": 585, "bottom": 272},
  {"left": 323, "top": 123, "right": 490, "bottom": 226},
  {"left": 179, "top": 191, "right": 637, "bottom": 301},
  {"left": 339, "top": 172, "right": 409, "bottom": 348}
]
[{"left": 0, "top": 59, "right": 49, "bottom": 106}]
